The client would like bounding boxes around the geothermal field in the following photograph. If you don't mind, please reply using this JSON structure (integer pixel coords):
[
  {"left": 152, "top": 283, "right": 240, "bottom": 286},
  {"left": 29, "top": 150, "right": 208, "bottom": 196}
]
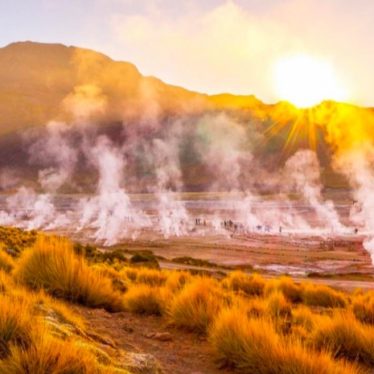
[
  {"left": 0, "top": 188, "right": 372, "bottom": 278},
  {"left": 0, "top": 110, "right": 373, "bottom": 282}
]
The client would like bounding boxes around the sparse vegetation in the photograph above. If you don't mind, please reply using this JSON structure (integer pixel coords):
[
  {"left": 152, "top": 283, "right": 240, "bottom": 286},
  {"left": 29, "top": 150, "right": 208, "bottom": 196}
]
[
  {"left": 0, "top": 229, "right": 373, "bottom": 373},
  {"left": 0, "top": 226, "right": 37, "bottom": 256},
  {"left": 209, "top": 307, "right": 358, "bottom": 374},
  {"left": 14, "top": 236, "right": 124, "bottom": 311}
]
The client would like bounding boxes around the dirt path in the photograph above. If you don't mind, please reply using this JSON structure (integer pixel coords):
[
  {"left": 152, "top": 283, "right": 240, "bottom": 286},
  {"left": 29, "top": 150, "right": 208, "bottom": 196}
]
[{"left": 77, "top": 307, "right": 231, "bottom": 374}]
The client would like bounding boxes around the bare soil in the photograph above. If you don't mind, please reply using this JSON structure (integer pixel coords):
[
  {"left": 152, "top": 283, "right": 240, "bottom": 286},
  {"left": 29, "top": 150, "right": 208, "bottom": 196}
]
[{"left": 76, "top": 307, "right": 232, "bottom": 374}]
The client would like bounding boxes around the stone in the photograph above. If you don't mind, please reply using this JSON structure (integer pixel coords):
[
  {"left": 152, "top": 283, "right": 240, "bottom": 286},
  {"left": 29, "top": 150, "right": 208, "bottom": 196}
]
[{"left": 120, "top": 352, "right": 163, "bottom": 374}]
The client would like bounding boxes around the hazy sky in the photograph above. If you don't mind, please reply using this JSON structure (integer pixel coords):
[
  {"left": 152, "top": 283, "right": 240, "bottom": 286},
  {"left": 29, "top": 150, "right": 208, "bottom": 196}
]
[{"left": 1, "top": 0, "right": 374, "bottom": 105}]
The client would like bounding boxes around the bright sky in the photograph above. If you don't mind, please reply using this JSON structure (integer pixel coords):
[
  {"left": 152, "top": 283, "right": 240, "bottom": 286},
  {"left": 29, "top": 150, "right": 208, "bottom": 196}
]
[{"left": 1, "top": 0, "right": 373, "bottom": 105}]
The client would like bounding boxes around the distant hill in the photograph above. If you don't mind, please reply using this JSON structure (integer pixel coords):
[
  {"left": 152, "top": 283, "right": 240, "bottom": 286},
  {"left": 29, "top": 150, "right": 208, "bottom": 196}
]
[{"left": 0, "top": 41, "right": 372, "bottom": 191}]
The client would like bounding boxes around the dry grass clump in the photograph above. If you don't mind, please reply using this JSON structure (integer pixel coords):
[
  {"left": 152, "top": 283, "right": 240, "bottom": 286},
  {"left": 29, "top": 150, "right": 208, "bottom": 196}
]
[
  {"left": 266, "top": 291, "right": 292, "bottom": 319},
  {"left": 302, "top": 283, "right": 347, "bottom": 308},
  {"left": 0, "top": 250, "right": 15, "bottom": 273},
  {"left": 222, "top": 271, "right": 265, "bottom": 297},
  {"left": 292, "top": 306, "right": 317, "bottom": 332},
  {"left": 352, "top": 292, "right": 374, "bottom": 325},
  {"left": 0, "top": 330, "right": 102, "bottom": 374},
  {"left": 209, "top": 307, "right": 359, "bottom": 374},
  {"left": 0, "top": 294, "right": 35, "bottom": 358},
  {"left": 92, "top": 264, "right": 128, "bottom": 293},
  {"left": 124, "top": 284, "right": 170, "bottom": 315},
  {"left": 265, "top": 276, "right": 303, "bottom": 303},
  {"left": 169, "top": 277, "right": 229, "bottom": 333},
  {"left": 242, "top": 298, "right": 267, "bottom": 318},
  {"left": 311, "top": 312, "right": 374, "bottom": 367},
  {"left": 14, "top": 236, "right": 124, "bottom": 312}
]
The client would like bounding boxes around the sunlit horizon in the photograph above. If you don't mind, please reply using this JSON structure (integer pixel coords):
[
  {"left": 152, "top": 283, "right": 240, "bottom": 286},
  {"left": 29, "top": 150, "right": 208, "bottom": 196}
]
[{"left": 273, "top": 54, "right": 349, "bottom": 108}]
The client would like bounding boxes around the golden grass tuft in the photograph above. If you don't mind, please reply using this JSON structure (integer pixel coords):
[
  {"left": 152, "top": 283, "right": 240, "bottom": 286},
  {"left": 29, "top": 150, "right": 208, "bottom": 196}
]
[
  {"left": 222, "top": 271, "right": 265, "bottom": 297},
  {"left": 121, "top": 267, "right": 138, "bottom": 282},
  {"left": 266, "top": 291, "right": 292, "bottom": 319},
  {"left": 14, "top": 236, "right": 124, "bottom": 312},
  {"left": 311, "top": 312, "right": 374, "bottom": 366},
  {"left": 135, "top": 268, "right": 168, "bottom": 286},
  {"left": 165, "top": 270, "right": 192, "bottom": 292},
  {"left": 0, "top": 294, "right": 35, "bottom": 358},
  {"left": 169, "top": 277, "right": 229, "bottom": 333},
  {"left": 124, "top": 284, "right": 170, "bottom": 315},
  {"left": 265, "top": 276, "right": 303, "bottom": 303},
  {"left": 302, "top": 283, "right": 347, "bottom": 308},
  {"left": 0, "top": 330, "right": 102, "bottom": 374},
  {"left": 209, "top": 307, "right": 359, "bottom": 374}
]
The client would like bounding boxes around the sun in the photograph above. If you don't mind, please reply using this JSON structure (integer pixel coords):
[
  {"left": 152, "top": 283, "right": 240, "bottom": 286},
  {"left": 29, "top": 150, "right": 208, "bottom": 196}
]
[{"left": 273, "top": 54, "right": 348, "bottom": 108}]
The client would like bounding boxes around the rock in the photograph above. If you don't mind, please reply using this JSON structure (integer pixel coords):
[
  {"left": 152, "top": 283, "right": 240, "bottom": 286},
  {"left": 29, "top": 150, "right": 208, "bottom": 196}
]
[
  {"left": 145, "top": 332, "right": 172, "bottom": 342},
  {"left": 120, "top": 352, "right": 163, "bottom": 374}
]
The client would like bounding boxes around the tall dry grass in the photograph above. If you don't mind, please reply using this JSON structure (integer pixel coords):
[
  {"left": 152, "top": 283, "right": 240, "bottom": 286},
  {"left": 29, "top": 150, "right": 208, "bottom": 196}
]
[
  {"left": 312, "top": 312, "right": 374, "bottom": 367},
  {"left": 14, "top": 236, "right": 124, "bottom": 311},
  {"left": 302, "top": 283, "right": 347, "bottom": 308},
  {"left": 0, "top": 329, "right": 102, "bottom": 374},
  {"left": 352, "top": 292, "right": 374, "bottom": 325},
  {"left": 0, "top": 250, "right": 15, "bottom": 273},
  {"left": 169, "top": 277, "right": 229, "bottom": 333},
  {"left": 209, "top": 307, "right": 359, "bottom": 374},
  {"left": 222, "top": 271, "right": 265, "bottom": 297},
  {"left": 124, "top": 284, "right": 170, "bottom": 315}
]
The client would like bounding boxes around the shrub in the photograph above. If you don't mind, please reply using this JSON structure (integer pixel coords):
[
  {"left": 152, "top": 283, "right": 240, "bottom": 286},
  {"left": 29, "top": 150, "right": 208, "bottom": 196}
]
[
  {"left": 124, "top": 285, "right": 170, "bottom": 315},
  {"left": 130, "top": 252, "right": 159, "bottom": 268},
  {"left": 302, "top": 284, "right": 347, "bottom": 308},
  {"left": 311, "top": 312, "right": 374, "bottom": 366},
  {"left": 14, "top": 236, "right": 124, "bottom": 312},
  {"left": 209, "top": 307, "right": 359, "bottom": 374},
  {"left": 169, "top": 277, "right": 228, "bottom": 333},
  {"left": 222, "top": 271, "right": 265, "bottom": 297}
]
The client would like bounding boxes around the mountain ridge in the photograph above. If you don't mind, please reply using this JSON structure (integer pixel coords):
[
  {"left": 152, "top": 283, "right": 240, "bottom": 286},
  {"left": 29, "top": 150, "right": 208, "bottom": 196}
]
[{"left": 0, "top": 41, "right": 372, "bottom": 191}]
